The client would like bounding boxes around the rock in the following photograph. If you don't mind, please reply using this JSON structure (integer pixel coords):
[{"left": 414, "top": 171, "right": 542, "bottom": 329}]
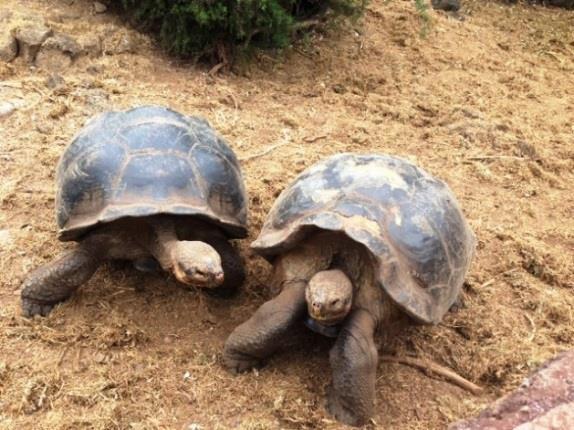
[
  {"left": 13, "top": 24, "right": 52, "bottom": 63},
  {"left": 449, "top": 350, "right": 574, "bottom": 430},
  {"left": 44, "top": 33, "right": 81, "bottom": 56},
  {"left": 431, "top": 0, "right": 461, "bottom": 11},
  {"left": 0, "top": 30, "right": 18, "bottom": 63},
  {"left": 93, "top": 2, "right": 107, "bottom": 13},
  {"left": 35, "top": 33, "right": 81, "bottom": 71}
]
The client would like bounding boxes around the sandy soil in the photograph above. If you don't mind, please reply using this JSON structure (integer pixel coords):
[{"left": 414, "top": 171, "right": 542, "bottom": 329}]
[{"left": 1, "top": 0, "right": 573, "bottom": 429}]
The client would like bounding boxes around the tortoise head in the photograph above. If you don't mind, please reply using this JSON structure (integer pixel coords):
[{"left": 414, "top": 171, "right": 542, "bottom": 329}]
[
  {"left": 305, "top": 269, "right": 353, "bottom": 326},
  {"left": 171, "top": 241, "right": 224, "bottom": 288}
]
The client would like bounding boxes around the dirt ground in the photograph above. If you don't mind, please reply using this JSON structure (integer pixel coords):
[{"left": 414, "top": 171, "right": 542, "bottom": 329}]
[{"left": 1, "top": 0, "right": 573, "bottom": 429}]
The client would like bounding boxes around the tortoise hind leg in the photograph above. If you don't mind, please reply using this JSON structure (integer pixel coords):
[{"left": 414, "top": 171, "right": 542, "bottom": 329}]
[
  {"left": 21, "top": 246, "right": 103, "bottom": 317},
  {"left": 327, "top": 308, "right": 378, "bottom": 427}
]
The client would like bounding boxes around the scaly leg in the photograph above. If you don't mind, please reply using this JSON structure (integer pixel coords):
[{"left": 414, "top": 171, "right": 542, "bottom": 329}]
[
  {"left": 21, "top": 244, "right": 103, "bottom": 317},
  {"left": 327, "top": 308, "right": 378, "bottom": 427},
  {"left": 223, "top": 281, "right": 306, "bottom": 373}
]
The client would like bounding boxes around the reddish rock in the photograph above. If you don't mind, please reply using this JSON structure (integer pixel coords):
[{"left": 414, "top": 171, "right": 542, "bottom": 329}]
[{"left": 450, "top": 350, "right": 574, "bottom": 430}]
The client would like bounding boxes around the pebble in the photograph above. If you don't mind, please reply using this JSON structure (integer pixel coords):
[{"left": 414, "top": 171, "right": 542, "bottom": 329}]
[
  {"left": 0, "top": 102, "right": 16, "bottom": 119},
  {"left": 94, "top": 2, "right": 107, "bottom": 14}
]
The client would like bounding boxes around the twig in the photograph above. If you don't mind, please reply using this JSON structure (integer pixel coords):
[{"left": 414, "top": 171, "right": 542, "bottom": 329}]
[
  {"left": 208, "top": 62, "right": 225, "bottom": 76},
  {"left": 239, "top": 140, "right": 290, "bottom": 162},
  {"left": 381, "top": 355, "right": 484, "bottom": 395},
  {"left": 524, "top": 313, "right": 536, "bottom": 342},
  {"left": 227, "top": 92, "right": 240, "bottom": 110},
  {"left": 467, "top": 155, "right": 526, "bottom": 161},
  {"left": 479, "top": 268, "right": 519, "bottom": 288},
  {"left": 303, "top": 135, "right": 327, "bottom": 143}
]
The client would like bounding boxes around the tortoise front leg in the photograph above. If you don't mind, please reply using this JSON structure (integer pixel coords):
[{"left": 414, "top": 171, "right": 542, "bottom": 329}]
[
  {"left": 327, "top": 308, "right": 378, "bottom": 427},
  {"left": 223, "top": 281, "right": 306, "bottom": 373},
  {"left": 21, "top": 247, "right": 103, "bottom": 317}
]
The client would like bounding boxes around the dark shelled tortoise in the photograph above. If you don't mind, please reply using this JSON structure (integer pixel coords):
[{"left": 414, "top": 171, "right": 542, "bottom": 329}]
[
  {"left": 223, "top": 153, "right": 475, "bottom": 426},
  {"left": 21, "top": 105, "right": 248, "bottom": 317}
]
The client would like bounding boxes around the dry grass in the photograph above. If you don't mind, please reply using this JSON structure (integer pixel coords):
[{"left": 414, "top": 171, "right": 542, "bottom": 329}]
[{"left": 1, "top": 0, "right": 573, "bottom": 429}]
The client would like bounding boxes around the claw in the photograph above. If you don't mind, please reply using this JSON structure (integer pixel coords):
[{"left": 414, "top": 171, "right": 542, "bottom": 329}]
[
  {"left": 21, "top": 297, "right": 56, "bottom": 318},
  {"left": 222, "top": 351, "right": 263, "bottom": 374}
]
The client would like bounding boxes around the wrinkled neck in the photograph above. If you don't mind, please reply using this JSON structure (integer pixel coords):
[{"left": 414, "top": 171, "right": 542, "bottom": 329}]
[{"left": 146, "top": 217, "right": 179, "bottom": 269}]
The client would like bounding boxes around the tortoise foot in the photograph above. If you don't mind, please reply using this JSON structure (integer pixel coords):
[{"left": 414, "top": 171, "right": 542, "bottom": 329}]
[
  {"left": 222, "top": 350, "right": 263, "bottom": 374},
  {"left": 21, "top": 297, "right": 58, "bottom": 318},
  {"left": 326, "top": 384, "right": 368, "bottom": 427}
]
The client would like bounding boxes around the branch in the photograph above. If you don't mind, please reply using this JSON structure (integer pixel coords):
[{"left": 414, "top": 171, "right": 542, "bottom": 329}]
[{"left": 381, "top": 355, "right": 484, "bottom": 395}]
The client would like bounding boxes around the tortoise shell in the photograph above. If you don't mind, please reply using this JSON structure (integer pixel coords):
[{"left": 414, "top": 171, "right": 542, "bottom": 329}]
[
  {"left": 56, "top": 105, "right": 248, "bottom": 241},
  {"left": 252, "top": 153, "right": 475, "bottom": 324}
]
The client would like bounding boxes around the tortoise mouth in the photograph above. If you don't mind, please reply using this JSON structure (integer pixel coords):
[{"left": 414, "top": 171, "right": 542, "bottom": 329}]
[
  {"left": 308, "top": 312, "right": 348, "bottom": 326},
  {"left": 174, "top": 266, "right": 224, "bottom": 288}
]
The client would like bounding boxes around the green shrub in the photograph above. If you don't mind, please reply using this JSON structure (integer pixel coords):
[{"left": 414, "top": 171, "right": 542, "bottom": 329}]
[{"left": 119, "top": 0, "right": 367, "bottom": 59}]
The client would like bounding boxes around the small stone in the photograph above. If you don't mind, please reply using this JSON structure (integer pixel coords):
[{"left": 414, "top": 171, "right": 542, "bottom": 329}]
[
  {"left": 0, "top": 102, "right": 16, "bottom": 119},
  {"left": 431, "top": 0, "right": 461, "bottom": 11},
  {"left": 13, "top": 24, "right": 53, "bottom": 63},
  {"left": 86, "top": 63, "right": 103, "bottom": 75},
  {"left": 36, "top": 122, "right": 53, "bottom": 134},
  {"left": 45, "top": 73, "right": 65, "bottom": 89},
  {"left": 94, "top": 2, "right": 107, "bottom": 13},
  {"left": 332, "top": 83, "right": 347, "bottom": 94},
  {"left": 0, "top": 30, "right": 18, "bottom": 62}
]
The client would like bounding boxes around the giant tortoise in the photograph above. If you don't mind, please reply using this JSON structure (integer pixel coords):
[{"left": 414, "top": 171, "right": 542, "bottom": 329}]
[
  {"left": 21, "top": 105, "right": 248, "bottom": 317},
  {"left": 223, "top": 153, "right": 475, "bottom": 426}
]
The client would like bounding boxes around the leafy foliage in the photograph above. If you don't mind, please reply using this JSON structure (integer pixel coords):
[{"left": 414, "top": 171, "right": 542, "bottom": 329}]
[{"left": 119, "top": 0, "right": 367, "bottom": 59}]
